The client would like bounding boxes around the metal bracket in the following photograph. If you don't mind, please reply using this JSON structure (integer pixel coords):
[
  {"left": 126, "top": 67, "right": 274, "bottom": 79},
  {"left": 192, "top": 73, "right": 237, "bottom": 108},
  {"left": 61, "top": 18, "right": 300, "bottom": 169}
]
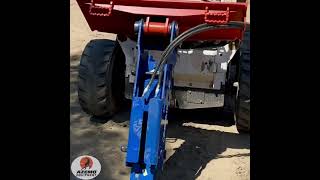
[
  {"left": 89, "top": 0, "right": 114, "bottom": 16},
  {"left": 126, "top": 19, "right": 178, "bottom": 180},
  {"left": 144, "top": 17, "right": 170, "bottom": 36},
  {"left": 204, "top": 7, "right": 229, "bottom": 24}
]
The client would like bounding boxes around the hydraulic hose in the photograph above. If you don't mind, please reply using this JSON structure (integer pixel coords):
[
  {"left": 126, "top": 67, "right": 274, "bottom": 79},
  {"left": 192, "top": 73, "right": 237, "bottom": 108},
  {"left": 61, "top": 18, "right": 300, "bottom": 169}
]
[{"left": 142, "top": 21, "right": 245, "bottom": 96}]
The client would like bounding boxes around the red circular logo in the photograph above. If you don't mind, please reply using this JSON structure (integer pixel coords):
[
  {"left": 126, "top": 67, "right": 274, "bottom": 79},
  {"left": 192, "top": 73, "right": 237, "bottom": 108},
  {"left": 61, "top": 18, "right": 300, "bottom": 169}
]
[{"left": 80, "top": 156, "right": 93, "bottom": 169}]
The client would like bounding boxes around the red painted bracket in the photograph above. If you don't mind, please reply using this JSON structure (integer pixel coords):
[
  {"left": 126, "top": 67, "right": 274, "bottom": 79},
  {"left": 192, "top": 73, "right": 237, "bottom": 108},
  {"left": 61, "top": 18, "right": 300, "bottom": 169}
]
[
  {"left": 89, "top": 0, "right": 114, "bottom": 16},
  {"left": 144, "top": 17, "right": 170, "bottom": 36},
  {"left": 204, "top": 7, "right": 230, "bottom": 24}
]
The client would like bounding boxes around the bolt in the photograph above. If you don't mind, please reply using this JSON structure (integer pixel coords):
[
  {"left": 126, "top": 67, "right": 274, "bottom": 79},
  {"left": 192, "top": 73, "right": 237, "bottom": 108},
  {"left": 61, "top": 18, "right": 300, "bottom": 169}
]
[{"left": 120, "top": 146, "right": 127, "bottom": 152}]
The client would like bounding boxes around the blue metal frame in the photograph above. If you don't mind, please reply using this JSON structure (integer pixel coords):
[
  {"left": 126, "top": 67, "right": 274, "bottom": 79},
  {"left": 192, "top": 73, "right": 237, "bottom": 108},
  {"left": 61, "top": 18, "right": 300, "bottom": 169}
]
[{"left": 126, "top": 19, "right": 178, "bottom": 180}]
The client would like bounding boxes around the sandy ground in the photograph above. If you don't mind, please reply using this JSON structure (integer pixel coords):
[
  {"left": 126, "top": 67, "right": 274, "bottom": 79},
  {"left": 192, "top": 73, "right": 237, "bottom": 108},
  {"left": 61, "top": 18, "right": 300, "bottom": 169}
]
[{"left": 70, "top": 0, "right": 250, "bottom": 179}]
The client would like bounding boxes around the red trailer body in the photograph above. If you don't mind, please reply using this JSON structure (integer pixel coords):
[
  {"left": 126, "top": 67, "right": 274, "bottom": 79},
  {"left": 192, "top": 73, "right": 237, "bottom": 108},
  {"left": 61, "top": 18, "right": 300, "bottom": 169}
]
[{"left": 76, "top": 0, "right": 247, "bottom": 41}]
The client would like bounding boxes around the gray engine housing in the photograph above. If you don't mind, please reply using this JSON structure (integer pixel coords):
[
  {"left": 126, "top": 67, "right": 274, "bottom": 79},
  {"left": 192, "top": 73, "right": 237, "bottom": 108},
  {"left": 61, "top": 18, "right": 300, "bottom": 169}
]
[{"left": 118, "top": 38, "right": 239, "bottom": 109}]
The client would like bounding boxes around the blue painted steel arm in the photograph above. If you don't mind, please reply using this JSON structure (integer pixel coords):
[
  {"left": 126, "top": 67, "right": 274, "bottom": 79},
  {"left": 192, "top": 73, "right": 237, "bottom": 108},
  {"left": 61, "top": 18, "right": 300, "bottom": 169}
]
[{"left": 125, "top": 20, "right": 178, "bottom": 180}]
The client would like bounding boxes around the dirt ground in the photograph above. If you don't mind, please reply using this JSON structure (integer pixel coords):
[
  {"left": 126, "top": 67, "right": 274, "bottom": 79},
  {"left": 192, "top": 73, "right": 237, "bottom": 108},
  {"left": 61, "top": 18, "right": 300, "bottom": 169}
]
[{"left": 70, "top": 0, "right": 250, "bottom": 179}]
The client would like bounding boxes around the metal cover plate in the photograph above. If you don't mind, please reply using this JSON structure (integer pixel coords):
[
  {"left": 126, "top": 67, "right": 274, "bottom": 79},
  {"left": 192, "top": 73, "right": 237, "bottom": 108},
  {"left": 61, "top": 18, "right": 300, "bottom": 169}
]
[{"left": 186, "top": 91, "right": 205, "bottom": 104}]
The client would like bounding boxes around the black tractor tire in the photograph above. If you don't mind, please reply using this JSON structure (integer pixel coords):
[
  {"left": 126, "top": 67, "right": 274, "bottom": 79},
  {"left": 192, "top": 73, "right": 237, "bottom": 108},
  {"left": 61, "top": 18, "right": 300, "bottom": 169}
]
[
  {"left": 235, "top": 25, "right": 250, "bottom": 133},
  {"left": 78, "top": 39, "right": 125, "bottom": 118}
]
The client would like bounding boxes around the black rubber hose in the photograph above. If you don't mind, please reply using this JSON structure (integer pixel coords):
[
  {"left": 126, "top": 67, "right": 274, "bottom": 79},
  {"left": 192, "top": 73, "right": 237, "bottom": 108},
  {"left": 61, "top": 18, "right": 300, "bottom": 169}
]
[{"left": 143, "top": 21, "right": 245, "bottom": 96}]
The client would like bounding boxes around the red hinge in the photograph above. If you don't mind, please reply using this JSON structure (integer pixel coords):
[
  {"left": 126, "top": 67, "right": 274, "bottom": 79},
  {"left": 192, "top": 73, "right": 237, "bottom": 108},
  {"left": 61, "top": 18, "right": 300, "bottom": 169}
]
[
  {"left": 89, "top": 0, "right": 114, "bottom": 16},
  {"left": 204, "top": 7, "right": 230, "bottom": 24}
]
